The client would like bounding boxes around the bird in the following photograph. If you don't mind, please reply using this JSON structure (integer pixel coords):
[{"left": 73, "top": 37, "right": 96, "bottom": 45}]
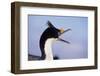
[{"left": 39, "top": 21, "right": 71, "bottom": 60}]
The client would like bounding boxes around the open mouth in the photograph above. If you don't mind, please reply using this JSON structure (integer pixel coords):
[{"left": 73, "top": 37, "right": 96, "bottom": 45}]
[
  {"left": 58, "top": 38, "right": 70, "bottom": 44},
  {"left": 58, "top": 28, "right": 71, "bottom": 44}
]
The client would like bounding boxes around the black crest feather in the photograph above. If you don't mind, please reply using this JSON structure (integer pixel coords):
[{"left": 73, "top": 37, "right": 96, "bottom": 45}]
[{"left": 47, "top": 21, "right": 55, "bottom": 28}]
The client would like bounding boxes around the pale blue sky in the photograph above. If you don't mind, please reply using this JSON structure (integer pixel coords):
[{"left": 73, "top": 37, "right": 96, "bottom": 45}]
[{"left": 28, "top": 15, "right": 88, "bottom": 59}]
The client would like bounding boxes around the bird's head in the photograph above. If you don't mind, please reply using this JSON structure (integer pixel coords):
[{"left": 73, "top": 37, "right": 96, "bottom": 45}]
[{"left": 47, "top": 21, "right": 71, "bottom": 44}]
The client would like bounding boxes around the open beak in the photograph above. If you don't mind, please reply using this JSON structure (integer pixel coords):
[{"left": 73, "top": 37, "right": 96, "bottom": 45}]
[
  {"left": 58, "top": 38, "right": 70, "bottom": 44},
  {"left": 61, "top": 29, "right": 71, "bottom": 34},
  {"left": 59, "top": 28, "right": 71, "bottom": 36},
  {"left": 58, "top": 28, "right": 71, "bottom": 44}
]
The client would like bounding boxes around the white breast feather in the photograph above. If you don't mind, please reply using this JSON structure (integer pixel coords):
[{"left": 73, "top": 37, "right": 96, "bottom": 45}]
[{"left": 44, "top": 38, "right": 57, "bottom": 60}]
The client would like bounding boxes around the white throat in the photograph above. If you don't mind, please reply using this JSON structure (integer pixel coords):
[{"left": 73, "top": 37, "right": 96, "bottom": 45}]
[{"left": 44, "top": 38, "right": 57, "bottom": 60}]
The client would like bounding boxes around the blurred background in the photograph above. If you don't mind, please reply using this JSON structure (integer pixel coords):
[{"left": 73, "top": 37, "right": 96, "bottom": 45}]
[{"left": 28, "top": 15, "right": 88, "bottom": 60}]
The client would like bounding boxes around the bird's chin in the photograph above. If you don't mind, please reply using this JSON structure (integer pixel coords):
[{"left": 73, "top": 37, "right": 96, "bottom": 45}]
[
  {"left": 50, "top": 38, "right": 58, "bottom": 42},
  {"left": 55, "top": 38, "right": 58, "bottom": 41}
]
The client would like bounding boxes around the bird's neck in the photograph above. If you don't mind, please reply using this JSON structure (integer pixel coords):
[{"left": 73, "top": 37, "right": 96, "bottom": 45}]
[{"left": 44, "top": 38, "right": 56, "bottom": 60}]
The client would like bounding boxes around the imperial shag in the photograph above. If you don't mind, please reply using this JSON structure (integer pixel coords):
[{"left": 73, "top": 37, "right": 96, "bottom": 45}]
[{"left": 39, "top": 21, "right": 71, "bottom": 60}]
